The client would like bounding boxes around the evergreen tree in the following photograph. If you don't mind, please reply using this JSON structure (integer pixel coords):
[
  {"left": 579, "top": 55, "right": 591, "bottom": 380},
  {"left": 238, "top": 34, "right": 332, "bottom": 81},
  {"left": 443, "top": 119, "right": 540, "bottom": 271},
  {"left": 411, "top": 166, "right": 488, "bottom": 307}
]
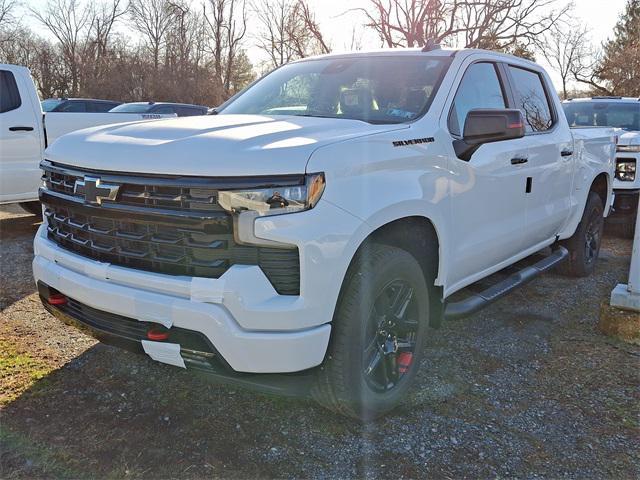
[{"left": 597, "top": 0, "right": 640, "bottom": 95}]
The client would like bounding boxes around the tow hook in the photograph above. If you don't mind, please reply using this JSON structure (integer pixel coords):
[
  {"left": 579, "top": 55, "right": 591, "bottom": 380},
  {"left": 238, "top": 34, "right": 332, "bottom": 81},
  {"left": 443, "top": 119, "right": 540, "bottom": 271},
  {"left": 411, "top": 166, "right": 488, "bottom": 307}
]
[
  {"left": 146, "top": 325, "right": 170, "bottom": 341},
  {"left": 47, "top": 293, "right": 68, "bottom": 306}
]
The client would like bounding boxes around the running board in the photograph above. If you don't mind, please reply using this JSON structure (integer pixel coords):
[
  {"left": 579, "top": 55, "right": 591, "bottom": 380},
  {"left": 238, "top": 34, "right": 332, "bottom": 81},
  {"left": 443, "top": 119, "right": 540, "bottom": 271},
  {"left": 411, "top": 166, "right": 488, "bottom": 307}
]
[{"left": 444, "top": 246, "right": 569, "bottom": 321}]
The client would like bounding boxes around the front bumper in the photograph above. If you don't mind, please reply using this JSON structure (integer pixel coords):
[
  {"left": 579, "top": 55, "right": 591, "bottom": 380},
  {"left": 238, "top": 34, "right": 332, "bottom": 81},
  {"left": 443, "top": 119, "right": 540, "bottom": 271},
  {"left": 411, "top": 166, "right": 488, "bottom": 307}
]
[
  {"left": 33, "top": 224, "right": 336, "bottom": 374},
  {"left": 610, "top": 188, "right": 639, "bottom": 221}
]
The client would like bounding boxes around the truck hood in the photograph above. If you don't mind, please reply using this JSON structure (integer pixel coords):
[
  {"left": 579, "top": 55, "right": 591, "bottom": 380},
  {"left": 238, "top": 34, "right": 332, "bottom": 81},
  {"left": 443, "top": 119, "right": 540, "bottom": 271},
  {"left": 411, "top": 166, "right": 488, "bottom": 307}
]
[
  {"left": 617, "top": 130, "right": 640, "bottom": 146},
  {"left": 45, "top": 114, "right": 406, "bottom": 176}
]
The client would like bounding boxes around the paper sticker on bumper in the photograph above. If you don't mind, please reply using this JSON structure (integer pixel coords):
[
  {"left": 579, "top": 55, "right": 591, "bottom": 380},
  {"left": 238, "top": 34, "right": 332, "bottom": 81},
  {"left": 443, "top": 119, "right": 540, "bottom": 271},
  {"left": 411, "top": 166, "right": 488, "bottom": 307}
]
[{"left": 141, "top": 341, "right": 186, "bottom": 368}]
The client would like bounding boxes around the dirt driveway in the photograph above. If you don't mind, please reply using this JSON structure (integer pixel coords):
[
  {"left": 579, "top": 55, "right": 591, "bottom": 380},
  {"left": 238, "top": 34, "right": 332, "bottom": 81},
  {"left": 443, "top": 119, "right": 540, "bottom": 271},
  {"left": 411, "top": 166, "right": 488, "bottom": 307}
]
[{"left": 1, "top": 204, "right": 638, "bottom": 479}]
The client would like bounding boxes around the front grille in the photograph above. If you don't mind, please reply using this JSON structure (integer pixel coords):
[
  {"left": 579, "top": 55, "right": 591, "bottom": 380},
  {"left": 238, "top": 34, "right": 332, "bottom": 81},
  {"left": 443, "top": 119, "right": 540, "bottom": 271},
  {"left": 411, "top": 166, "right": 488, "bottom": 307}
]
[
  {"left": 44, "top": 164, "right": 224, "bottom": 212},
  {"left": 41, "top": 161, "right": 301, "bottom": 295}
]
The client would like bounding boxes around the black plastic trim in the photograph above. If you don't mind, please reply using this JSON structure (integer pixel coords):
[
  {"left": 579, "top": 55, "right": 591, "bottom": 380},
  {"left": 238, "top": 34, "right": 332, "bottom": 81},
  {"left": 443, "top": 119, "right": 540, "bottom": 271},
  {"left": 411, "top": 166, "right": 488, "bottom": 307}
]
[
  {"left": 444, "top": 247, "right": 568, "bottom": 320},
  {"left": 38, "top": 282, "right": 314, "bottom": 397}
]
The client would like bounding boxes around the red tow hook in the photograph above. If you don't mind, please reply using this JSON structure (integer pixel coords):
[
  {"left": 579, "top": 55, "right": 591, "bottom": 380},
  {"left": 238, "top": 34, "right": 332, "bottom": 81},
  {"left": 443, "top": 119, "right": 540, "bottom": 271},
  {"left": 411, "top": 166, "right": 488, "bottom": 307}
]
[
  {"left": 146, "top": 326, "right": 170, "bottom": 341},
  {"left": 47, "top": 293, "right": 68, "bottom": 306},
  {"left": 398, "top": 352, "right": 413, "bottom": 374}
]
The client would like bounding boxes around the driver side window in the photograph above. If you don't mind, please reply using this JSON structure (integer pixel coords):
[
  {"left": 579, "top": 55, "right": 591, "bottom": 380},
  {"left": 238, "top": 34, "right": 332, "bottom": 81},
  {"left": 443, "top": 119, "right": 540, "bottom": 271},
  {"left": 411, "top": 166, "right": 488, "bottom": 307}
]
[{"left": 448, "top": 62, "right": 506, "bottom": 137}]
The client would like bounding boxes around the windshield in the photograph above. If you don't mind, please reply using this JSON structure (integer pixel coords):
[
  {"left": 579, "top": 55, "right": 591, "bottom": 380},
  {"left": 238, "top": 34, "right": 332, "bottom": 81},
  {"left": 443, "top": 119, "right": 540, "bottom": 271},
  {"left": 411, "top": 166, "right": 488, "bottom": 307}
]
[
  {"left": 41, "top": 99, "right": 64, "bottom": 112},
  {"left": 563, "top": 101, "right": 640, "bottom": 131},
  {"left": 109, "top": 103, "right": 153, "bottom": 113},
  {"left": 220, "top": 56, "right": 450, "bottom": 124}
]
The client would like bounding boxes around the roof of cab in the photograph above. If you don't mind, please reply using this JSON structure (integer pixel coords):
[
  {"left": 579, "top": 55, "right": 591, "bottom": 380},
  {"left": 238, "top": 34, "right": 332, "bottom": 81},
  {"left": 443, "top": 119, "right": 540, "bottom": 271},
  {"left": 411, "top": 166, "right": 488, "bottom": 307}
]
[
  {"left": 292, "top": 47, "right": 539, "bottom": 68},
  {"left": 120, "top": 101, "right": 208, "bottom": 108},
  {"left": 564, "top": 96, "right": 640, "bottom": 103}
]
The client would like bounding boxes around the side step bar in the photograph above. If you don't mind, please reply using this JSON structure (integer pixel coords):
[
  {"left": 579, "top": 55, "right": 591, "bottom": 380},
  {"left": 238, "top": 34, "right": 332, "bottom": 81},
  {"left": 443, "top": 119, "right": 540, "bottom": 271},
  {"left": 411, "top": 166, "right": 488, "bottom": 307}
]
[{"left": 444, "top": 246, "right": 569, "bottom": 321}]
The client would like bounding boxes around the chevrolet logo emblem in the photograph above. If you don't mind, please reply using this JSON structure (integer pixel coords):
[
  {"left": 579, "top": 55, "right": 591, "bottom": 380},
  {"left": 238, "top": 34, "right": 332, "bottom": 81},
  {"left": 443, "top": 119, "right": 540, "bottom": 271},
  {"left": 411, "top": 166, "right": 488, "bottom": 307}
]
[{"left": 74, "top": 176, "right": 119, "bottom": 205}]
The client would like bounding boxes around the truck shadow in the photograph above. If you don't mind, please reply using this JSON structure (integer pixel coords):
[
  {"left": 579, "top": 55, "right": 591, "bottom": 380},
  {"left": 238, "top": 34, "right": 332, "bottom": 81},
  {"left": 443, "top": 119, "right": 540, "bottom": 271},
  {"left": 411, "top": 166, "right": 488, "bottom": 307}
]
[{"left": 0, "top": 212, "right": 42, "bottom": 311}]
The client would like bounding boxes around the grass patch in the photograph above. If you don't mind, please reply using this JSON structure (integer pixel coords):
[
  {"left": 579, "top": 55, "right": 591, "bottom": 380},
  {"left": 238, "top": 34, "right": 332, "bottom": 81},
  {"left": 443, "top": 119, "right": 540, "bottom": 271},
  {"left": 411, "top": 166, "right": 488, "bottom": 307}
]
[
  {"left": 0, "top": 338, "right": 56, "bottom": 406},
  {"left": 0, "top": 427, "right": 84, "bottom": 479}
]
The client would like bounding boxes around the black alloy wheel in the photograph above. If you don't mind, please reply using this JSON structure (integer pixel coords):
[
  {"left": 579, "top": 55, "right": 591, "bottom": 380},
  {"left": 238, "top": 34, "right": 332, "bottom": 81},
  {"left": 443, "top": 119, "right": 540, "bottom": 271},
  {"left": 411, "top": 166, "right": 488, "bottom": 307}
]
[{"left": 363, "top": 280, "right": 419, "bottom": 392}]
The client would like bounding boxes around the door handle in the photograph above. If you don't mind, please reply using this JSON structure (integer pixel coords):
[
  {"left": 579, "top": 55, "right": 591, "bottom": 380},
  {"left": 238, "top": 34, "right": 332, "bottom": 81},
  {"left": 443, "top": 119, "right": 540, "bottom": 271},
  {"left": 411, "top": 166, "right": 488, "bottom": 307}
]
[
  {"left": 510, "top": 157, "right": 528, "bottom": 165},
  {"left": 9, "top": 126, "right": 34, "bottom": 132},
  {"left": 560, "top": 149, "right": 573, "bottom": 157}
]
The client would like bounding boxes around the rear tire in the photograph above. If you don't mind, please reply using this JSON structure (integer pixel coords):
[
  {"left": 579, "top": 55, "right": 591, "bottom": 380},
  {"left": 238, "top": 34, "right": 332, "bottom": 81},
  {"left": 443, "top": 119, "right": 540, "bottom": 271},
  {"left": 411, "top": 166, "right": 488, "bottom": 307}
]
[
  {"left": 19, "top": 201, "right": 42, "bottom": 216},
  {"left": 312, "top": 243, "right": 432, "bottom": 421},
  {"left": 558, "top": 192, "right": 604, "bottom": 277}
]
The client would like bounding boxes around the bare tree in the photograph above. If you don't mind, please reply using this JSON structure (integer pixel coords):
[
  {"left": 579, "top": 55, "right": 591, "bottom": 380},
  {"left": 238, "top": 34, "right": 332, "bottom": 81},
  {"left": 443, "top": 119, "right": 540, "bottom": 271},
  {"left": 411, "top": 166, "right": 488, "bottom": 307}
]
[
  {"left": 296, "top": 0, "right": 330, "bottom": 54},
  {"left": 537, "top": 22, "right": 589, "bottom": 98},
  {"left": 253, "top": 0, "right": 297, "bottom": 67},
  {"left": 0, "top": 0, "right": 20, "bottom": 43},
  {"left": 128, "top": 0, "right": 175, "bottom": 74},
  {"left": 253, "top": 0, "right": 328, "bottom": 68},
  {"left": 0, "top": 0, "right": 18, "bottom": 28},
  {"left": 31, "top": 0, "right": 95, "bottom": 95},
  {"left": 356, "top": 0, "right": 570, "bottom": 50},
  {"left": 83, "top": 0, "right": 128, "bottom": 94},
  {"left": 203, "top": 0, "right": 248, "bottom": 99}
]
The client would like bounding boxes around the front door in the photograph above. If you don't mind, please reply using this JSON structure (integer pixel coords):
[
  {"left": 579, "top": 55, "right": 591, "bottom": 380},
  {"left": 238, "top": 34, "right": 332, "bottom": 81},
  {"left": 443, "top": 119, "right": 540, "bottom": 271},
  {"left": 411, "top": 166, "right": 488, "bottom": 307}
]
[
  {"left": 0, "top": 67, "right": 42, "bottom": 203},
  {"left": 445, "top": 60, "right": 530, "bottom": 289}
]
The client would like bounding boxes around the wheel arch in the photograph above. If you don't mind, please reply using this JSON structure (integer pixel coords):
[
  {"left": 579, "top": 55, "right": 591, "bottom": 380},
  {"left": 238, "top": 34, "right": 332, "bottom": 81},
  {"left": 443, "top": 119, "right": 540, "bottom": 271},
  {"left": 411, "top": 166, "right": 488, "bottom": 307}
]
[
  {"left": 337, "top": 215, "right": 444, "bottom": 329},
  {"left": 590, "top": 172, "right": 610, "bottom": 212},
  {"left": 559, "top": 171, "right": 612, "bottom": 241}
]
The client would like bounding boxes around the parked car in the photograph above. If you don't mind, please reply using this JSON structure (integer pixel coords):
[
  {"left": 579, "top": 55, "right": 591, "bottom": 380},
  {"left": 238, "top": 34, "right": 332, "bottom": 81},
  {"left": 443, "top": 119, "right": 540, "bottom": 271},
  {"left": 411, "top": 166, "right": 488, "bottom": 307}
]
[
  {"left": 563, "top": 96, "right": 640, "bottom": 237},
  {"left": 41, "top": 98, "right": 122, "bottom": 113},
  {"left": 34, "top": 48, "right": 616, "bottom": 420},
  {"left": 0, "top": 64, "right": 176, "bottom": 212},
  {"left": 109, "top": 102, "right": 208, "bottom": 117}
]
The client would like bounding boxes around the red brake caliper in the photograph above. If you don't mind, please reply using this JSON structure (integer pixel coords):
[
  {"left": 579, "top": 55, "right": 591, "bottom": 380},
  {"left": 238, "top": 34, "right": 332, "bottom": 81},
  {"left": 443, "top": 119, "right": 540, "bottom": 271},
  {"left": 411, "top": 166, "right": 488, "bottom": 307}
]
[{"left": 397, "top": 352, "right": 413, "bottom": 374}]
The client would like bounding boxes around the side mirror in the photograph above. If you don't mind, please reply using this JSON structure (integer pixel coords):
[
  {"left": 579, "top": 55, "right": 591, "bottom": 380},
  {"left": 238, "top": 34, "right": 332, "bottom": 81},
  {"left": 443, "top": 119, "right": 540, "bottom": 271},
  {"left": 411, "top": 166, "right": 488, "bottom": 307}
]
[{"left": 454, "top": 109, "right": 525, "bottom": 161}]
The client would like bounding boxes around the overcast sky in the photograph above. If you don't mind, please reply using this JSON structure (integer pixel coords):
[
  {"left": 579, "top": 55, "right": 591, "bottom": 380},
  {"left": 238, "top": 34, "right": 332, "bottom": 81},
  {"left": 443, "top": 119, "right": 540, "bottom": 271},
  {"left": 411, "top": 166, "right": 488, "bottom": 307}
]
[{"left": 20, "top": 0, "right": 629, "bottom": 91}]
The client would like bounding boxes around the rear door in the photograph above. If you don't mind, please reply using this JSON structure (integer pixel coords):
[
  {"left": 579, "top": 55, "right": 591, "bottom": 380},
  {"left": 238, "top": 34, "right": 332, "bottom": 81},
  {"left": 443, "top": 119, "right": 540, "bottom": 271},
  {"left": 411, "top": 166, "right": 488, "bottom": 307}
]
[
  {"left": 0, "top": 67, "right": 43, "bottom": 203},
  {"left": 505, "top": 65, "right": 574, "bottom": 246}
]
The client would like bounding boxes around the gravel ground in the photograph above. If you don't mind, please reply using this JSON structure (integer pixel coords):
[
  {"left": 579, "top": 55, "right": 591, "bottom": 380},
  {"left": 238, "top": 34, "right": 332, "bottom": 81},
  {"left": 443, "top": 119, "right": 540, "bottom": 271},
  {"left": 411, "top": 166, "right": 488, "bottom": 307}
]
[{"left": 1, "top": 204, "right": 639, "bottom": 479}]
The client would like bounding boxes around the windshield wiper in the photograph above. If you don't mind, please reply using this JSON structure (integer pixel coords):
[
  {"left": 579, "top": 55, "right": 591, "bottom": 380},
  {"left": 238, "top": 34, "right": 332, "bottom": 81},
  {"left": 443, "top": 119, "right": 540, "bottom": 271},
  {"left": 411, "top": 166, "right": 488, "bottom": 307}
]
[
  {"left": 291, "top": 114, "right": 401, "bottom": 125},
  {"left": 292, "top": 114, "right": 343, "bottom": 120}
]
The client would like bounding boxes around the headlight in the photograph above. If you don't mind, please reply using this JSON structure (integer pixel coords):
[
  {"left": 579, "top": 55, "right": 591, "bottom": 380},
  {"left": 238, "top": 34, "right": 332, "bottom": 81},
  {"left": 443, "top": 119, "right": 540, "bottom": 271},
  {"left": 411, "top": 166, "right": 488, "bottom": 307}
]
[
  {"left": 218, "top": 173, "right": 325, "bottom": 216},
  {"left": 616, "top": 145, "right": 640, "bottom": 153},
  {"left": 615, "top": 159, "right": 636, "bottom": 182}
]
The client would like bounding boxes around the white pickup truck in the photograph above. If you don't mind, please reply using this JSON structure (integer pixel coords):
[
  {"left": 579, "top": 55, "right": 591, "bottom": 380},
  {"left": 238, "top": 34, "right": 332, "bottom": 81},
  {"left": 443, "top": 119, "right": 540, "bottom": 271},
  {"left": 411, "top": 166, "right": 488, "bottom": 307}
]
[
  {"left": 563, "top": 96, "right": 639, "bottom": 238},
  {"left": 33, "top": 48, "right": 616, "bottom": 420},
  {"left": 0, "top": 64, "right": 174, "bottom": 212}
]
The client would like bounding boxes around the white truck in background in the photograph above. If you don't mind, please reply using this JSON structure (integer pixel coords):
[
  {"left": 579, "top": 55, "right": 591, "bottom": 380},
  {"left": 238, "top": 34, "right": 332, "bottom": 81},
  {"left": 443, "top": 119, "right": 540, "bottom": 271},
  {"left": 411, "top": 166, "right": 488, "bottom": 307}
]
[
  {"left": 563, "top": 97, "right": 640, "bottom": 237},
  {"left": 33, "top": 48, "right": 617, "bottom": 420},
  {"left": 0, "top": 64, "right": 175, "bottom": 213}
]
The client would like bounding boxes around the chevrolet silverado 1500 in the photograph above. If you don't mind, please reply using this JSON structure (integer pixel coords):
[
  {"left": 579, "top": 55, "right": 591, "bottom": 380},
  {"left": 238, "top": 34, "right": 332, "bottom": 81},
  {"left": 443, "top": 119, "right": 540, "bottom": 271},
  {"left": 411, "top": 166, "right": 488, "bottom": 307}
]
[
  {"left": 0, "top": 64, "right": 174, "bottom": 212},
  {"left": 33, "top": 48, "right": 616, "bottom": 419}
]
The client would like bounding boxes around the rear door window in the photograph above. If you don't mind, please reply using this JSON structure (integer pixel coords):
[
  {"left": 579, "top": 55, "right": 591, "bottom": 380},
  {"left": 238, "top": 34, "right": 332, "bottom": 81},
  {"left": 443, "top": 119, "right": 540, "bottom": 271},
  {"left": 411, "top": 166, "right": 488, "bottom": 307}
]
[
  {"left": 0, "top": 70, "right": 22, "bottom": 113},
  {"left": 153, "top": 106, "right": 175, "bottom": 114},
  {"left": 59, "top": 101, "right": 87, "bottom": 112},
  {"left": 448, "top": 62, "right": 506, "bottom": 137},
  {"left": 90, "top": 102, "right": 118, "bottom": 113},
  {"left": 508, "top": 66, "right": 554, "bottom": 132}
]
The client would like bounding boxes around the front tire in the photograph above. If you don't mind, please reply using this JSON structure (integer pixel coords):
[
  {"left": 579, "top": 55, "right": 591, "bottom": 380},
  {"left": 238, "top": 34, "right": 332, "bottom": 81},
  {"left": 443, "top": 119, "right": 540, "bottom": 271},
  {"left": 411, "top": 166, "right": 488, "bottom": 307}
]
[
  {"left": 559, "top": 191, "right": 604, "bottom": 277},
  {"left": 312, "top": 243, "right": 431, "bottom": 421}
]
